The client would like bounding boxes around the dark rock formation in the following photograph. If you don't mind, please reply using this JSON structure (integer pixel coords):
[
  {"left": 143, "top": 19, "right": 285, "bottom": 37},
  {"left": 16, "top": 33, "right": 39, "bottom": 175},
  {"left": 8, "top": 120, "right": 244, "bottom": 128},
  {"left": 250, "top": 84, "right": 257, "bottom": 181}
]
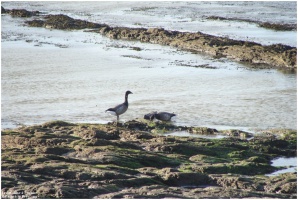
[
  {"left": 32, "top": 15, "right": 298, "bottom": 69},
  {"left": 26, "top": 14, "right": 106, "bottom": 30},
  {"left": 2, "top": 6, "right": 296, "bottom": 69},
  {"left": 4, "top": 8, "right": 40, "bottom": 17},
  {"left": 206, "top": 15, "right": 296, "bottom": 31},
  {"left": 1, "top": 6, "right": 6, "bottom": 14},
  {"left": 1, "top": 120, "right": 297, "bottom": 198}
]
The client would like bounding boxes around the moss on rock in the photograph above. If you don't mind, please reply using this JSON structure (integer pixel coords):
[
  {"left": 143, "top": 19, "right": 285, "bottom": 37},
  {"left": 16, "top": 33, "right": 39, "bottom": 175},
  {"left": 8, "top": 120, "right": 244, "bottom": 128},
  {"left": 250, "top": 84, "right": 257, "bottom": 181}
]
[{"left": 1, "top": 120, "right": 296, "bottom": 198}]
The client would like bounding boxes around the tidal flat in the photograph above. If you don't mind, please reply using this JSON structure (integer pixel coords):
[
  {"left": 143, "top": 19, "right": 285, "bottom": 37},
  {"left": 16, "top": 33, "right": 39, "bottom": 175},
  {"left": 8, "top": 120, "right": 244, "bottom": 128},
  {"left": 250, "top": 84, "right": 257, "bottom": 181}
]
[
  {"left": 1, "top": 120, "right": 297, "bottom": 198},
  {"left": 1, "top": 5, "right": 297, "bottom": 130},
  {"left": 1, "top": 2, "right": 297, "bottom": 198}
]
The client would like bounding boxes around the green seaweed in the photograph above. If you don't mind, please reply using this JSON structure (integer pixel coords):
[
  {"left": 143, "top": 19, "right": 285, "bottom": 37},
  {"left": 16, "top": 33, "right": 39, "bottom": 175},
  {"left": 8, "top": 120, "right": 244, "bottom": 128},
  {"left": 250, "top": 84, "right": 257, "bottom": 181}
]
[{"left": 1, "top": 120, "right": 296, "bottom": 198}]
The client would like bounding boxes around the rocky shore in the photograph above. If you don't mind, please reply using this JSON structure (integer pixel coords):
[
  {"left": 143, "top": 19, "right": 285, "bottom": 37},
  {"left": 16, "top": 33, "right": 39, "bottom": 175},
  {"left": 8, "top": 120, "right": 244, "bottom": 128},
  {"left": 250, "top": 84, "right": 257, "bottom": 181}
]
[
  {"left": 2, "top": 7, "right": 297, "bottom": 69},
  {"left": 2, "top": 7, "right": 297, "bottom": 198},
  {"left": 1, "top": 120, "right": 297, "bottom": 198},
  {"left": 206, "top": 16, "right": 296, "bottom": 31}
]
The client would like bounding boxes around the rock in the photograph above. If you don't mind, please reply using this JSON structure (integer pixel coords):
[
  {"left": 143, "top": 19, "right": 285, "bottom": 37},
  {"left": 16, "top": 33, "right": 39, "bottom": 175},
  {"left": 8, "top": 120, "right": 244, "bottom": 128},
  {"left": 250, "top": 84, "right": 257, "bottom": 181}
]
[
  {"left": 8, "top": 8, "right": 293, "bottom": 69},
  {"left": 1, "top": 120, "right": 296, "bottom": 198},
  {"left": 279, "top": 182, "right": 297, "bottom": 194},
  {"left": 1, "top": 6, "right": 6, "bottom": 13},
  {"left": 9, "top": 9, "right": 39, "bottom": 17},
  {"left": 264, "top": 173, "right": 297, "bottom": 194},
  {"left": 36, "top": 146, "right": 71, "bottom": 155},
  {"left": 206, "top": 15, "right": 296, "bottom": 31},
  {"left": 224, "top": 129, "right": 253, "bottom": 138},
  {"left": 124, "top": 120, "right": 152, "bottom": 131},
  {"left": 188, "top": 127, "right": 218, "bottom": 134},
  {"left": 41, "top": 120, "right": 75, "bottom": 128},
  {"left": 161, "top": 171, "right": 210, "bottom": 186},
  {"left": 25, "top": 14, "right": 105, "bottom": 30},
  {"left": 25, "top": 19, "right": 45, "bottom": 27},
  {"left": 259, "top": 22, "right": 296, "bottom": 31}
]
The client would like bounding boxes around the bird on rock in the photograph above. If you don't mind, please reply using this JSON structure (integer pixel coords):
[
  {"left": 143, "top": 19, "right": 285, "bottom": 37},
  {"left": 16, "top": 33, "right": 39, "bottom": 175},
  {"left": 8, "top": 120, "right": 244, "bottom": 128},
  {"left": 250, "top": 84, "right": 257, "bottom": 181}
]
[
  {"left": 154, "top": 112, "right": 176, "bottom": 122},
  {"left": 105, "top": 90, "right": 133, "bottom": 122},
  {"left": 144, "top": 111, "right": 157, "bottom": 121}
]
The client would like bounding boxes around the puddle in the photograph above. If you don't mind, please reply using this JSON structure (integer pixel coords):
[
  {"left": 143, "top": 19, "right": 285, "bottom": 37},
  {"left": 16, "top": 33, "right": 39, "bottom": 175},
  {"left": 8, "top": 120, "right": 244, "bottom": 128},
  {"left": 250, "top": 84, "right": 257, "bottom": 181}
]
[
  {"left": 266, "top": 157, "right": 297, "bottom": 176},
  {"left": 1, "top": 119, "right": 24, "bottom": 130},
  {"left": 163, "top": 131, "right": 227, "bottom": 139}
]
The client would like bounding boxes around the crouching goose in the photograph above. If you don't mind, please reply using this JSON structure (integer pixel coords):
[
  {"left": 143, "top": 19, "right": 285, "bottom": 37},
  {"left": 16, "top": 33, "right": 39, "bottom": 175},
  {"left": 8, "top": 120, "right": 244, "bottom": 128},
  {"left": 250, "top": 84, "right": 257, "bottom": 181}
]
[
  {"left": 144, "top": 111, "right": 157, "bottom": 121},
  {"left": 155, "top": 112, "right": 176, "bottom": 121},
  {"left": 105, "top": 90, "right": 133, "bottom": 122},
  {"left": 144, "top": 111, "right": 176, "bottom": 122}
]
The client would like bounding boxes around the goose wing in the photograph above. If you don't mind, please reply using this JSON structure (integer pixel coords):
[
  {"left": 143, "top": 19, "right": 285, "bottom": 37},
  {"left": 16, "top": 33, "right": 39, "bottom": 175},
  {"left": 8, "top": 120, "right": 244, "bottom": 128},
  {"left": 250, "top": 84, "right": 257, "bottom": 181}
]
[
  {"left": 106, "top": 103, "right": 128, "bottom": 116},
  {"left": 156, "top": 112, "right": 176, "bottom": 121}
]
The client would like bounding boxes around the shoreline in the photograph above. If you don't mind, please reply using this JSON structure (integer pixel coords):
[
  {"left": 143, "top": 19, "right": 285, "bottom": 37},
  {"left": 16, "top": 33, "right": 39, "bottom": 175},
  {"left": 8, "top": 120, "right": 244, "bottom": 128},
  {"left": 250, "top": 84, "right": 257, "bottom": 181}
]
[
  {"left": 2, "top": 6, "right": 297, "bottom": 198},
  {"left": 1, "top": 120, "right": 297, "bottom": 198},
  {"left": 2, "top": 7, "right": 297, "bottom": 70},
  {"left": 206, "top": 15, "right": 296, "bottom": 31},
  {"left": 2, "top": 118, "right": 296, "bottom": 135}
]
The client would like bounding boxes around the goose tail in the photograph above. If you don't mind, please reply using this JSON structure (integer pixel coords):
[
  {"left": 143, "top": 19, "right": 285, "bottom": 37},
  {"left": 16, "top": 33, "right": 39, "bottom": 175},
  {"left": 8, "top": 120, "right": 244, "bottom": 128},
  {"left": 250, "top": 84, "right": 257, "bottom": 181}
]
[{"left": 105, "top": 108, "right": 117, "bottom": 116}]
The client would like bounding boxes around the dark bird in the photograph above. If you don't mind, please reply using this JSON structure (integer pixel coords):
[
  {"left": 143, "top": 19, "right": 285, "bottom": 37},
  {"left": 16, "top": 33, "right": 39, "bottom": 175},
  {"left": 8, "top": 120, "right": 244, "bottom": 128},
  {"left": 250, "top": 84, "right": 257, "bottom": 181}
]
[
  {"left": 105, "top": 90, "right": 133, "bottom": 122},
  {"left": 144, "top": 111, "right": 157, "bottom": 121},
  {"left": 155, "top": 112, "right": 176, "bottom": 121}
]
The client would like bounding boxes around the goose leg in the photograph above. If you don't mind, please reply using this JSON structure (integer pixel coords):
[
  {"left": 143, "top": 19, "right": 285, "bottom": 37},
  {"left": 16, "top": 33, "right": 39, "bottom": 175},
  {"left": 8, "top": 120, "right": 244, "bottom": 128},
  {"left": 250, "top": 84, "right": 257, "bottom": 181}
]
[{"left": 115, "top": 115, "right": 119, "bottom": 126}]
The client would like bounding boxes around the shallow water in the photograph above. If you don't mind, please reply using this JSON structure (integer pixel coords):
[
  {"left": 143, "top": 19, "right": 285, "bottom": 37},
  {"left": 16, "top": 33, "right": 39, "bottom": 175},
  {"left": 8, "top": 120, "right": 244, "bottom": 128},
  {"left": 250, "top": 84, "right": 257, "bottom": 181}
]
[
  {"left": 163, "top": 131, "right": 227, "bottom": 139},
  {"left": 2, "top": 1, "right": 296, "bottom": 46},
  {"left": 266, "top": 157, "right": 297, "bottom": 176},
  {"left": 1, "top": 2, "right": 297, "bottom": 131}
]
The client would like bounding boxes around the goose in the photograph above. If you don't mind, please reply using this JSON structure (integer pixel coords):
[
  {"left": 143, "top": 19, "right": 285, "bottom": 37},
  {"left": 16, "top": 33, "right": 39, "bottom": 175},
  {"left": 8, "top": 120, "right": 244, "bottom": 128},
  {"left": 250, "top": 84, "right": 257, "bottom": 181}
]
[
  {"left": 144, "top": 111, "right": 157, "bottom": 121},
  {"left": 155, "top": 112, "right": 176, "bottom": 121},
  {"left": 105, "top": 90, "right": 133, "bottom": 122}
]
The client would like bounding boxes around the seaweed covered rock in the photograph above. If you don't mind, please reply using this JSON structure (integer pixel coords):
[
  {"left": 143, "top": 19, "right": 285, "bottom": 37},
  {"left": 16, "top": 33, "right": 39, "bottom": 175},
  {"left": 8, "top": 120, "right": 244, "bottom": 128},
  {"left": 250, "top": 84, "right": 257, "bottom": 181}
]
[
  {"left": 259, "top": 22, "right": 296, "bottom": 31},
  {"left": 1, "top": 120, "right": 297, "bottom": 198},
  {"left": 10, "top": 9, "right": 39, "bottom": 17},
  {"left": 1, "top": 6, "right": 6, "bottom": 14},
  {"left": 2, "top": 7, "right": 40, "bottom": 17},
  {"left": 11, "top": 7, "right": 295, "bottom": 69},
  {"left": 26, "top": 14, "right": 107, "bottom": 30}
]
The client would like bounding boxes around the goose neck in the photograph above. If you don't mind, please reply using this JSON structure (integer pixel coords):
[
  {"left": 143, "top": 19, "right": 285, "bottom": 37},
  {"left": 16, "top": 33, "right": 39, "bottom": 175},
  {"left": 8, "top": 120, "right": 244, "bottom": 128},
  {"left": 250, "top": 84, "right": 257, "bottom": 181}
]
[{"left": 124, "top": 94, "right": 129, "bottom": 104}]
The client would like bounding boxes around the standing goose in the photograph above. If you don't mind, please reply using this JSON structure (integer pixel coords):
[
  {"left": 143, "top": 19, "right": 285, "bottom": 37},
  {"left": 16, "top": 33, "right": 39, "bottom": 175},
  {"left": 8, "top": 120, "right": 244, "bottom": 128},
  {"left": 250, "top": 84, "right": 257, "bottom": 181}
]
[
  {"left": 155, "top": 112, "right": 176, "bottom": 122},
  {"left": 105, "top": 90, "right": 133, "bottom": 122}
]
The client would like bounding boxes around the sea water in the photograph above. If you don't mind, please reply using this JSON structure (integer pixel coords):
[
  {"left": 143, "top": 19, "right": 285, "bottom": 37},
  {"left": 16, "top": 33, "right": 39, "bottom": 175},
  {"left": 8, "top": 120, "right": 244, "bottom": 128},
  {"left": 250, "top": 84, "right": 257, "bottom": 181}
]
[{"left": 1, "top": 1, "right": 297, "bottom": 131}]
